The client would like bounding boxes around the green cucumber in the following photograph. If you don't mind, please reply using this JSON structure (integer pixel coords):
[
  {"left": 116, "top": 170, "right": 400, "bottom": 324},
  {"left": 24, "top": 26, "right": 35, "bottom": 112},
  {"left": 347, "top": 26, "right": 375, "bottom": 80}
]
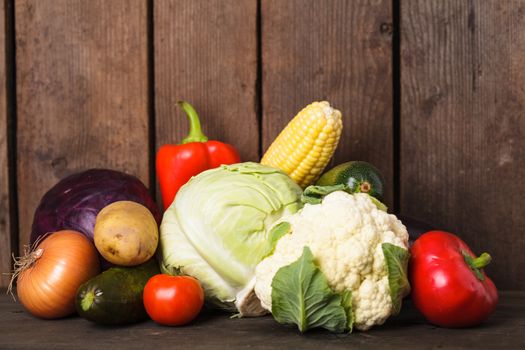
[
  {"left": 316, "top": 161, "right": 385, "bottom": 201},
  {"left": 75, "top": 259, "right": 159, "bottom": 325}
]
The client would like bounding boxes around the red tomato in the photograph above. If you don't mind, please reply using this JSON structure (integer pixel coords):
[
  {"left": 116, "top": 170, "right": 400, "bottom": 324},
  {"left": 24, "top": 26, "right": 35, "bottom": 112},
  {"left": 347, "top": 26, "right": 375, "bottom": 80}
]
[{"left": 143, "top": 274, "right": 204, "bottom": 326}]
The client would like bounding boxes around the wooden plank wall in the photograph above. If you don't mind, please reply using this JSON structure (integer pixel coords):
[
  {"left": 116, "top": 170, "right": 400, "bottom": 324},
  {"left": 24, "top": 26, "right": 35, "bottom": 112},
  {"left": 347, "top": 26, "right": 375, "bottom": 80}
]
[
  {"left": 154, "top": 0, "right": 259, "bottom": 202},
  {"left": 261, "top": 0, "right": 394, "bottom": 206},
  {"left": 401, "top": 0, "right": 525, "bottom": 290},
  {"left": 0, "top": 0, "right": 523, "bottom": 290},
  {"left": 0, "top": 0, "right": 12, "bottom": 288},
  {"left": 15, "top": 0, "right": 150, "bottom": 251}
]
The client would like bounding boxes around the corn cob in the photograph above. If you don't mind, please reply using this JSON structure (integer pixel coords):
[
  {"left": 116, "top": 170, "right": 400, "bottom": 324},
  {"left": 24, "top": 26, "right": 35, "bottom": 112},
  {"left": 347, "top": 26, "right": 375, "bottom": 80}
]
[{"left": 261, "top": 101, "right": 343, "bottom": 188}]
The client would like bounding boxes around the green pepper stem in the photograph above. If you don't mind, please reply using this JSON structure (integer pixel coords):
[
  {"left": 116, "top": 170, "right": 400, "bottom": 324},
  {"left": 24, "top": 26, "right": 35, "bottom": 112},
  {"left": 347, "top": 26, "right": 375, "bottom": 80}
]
[
  {"left": 178, "top": 101, "right": 209, "bottom": 144},
  {"left": 471, "top": 252, "right": 492, "bottom": 269},
  {"left": 462, "top": 251, "right": 492, "bottom": 281}
]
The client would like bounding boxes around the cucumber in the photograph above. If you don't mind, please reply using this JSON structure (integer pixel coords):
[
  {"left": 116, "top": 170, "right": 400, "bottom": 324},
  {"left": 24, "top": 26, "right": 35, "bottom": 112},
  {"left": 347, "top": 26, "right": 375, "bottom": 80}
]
[
  {"left": 75, "top": 259, "right": 159, "bottom": 325},
  {"left": 316, "top": 161, "right": 385, "bottom": 201}
]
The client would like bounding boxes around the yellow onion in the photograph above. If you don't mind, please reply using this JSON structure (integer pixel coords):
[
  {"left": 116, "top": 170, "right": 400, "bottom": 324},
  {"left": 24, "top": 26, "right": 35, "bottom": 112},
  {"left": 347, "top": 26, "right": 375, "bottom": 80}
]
[{"left": 10, "top": 230, "right": 100, "bottom": 319}]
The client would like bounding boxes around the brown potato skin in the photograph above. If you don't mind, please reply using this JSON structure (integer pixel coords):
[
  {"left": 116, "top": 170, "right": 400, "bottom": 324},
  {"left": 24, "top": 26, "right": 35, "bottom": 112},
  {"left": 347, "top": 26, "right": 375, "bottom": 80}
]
[{"left": 94, "top": 201, "right": 159, "bottom": 266}]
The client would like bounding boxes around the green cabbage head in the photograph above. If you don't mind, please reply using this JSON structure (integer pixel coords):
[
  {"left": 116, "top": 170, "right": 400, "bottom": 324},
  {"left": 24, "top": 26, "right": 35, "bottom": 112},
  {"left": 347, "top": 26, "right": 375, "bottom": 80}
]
[{"left": 160, "top": 162, "right": 302, "bottom": 315}]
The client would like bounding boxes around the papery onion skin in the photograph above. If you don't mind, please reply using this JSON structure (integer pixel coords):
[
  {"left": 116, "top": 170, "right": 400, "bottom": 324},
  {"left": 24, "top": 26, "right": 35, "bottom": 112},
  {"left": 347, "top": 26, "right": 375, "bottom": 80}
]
[{"left": 17, "top": 230, "right": 100, "bottom": 319}]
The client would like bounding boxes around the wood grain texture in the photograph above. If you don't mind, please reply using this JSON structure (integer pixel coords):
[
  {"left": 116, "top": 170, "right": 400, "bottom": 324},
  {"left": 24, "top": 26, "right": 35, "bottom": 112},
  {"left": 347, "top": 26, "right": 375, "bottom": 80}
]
[
  {"left": 15, "top": 0, "right": 149, "bottom": 249},
  {"left": 154, "top": 0, "right": 259, "bottom": 163},
  {"left": 401, "top": 0, "right": 525, "bottom": 289},
  {"left": 0, "top": 290, "right": 524, "bottom": 348},
  {"left": 261, "top": 0, "right": 393, "bottom": 206},
  {"left": 0, "top": 0, "right": 12, "bottom": 287}
]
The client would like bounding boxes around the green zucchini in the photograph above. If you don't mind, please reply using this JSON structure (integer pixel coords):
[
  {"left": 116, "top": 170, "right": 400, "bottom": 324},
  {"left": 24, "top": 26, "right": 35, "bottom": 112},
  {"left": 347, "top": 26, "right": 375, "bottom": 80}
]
[
  {"left": 316, "top": 161, "right": 385, "bottom": 201},
  {"left": 75, "top": 259, "right": 159, "bottom": 325}
]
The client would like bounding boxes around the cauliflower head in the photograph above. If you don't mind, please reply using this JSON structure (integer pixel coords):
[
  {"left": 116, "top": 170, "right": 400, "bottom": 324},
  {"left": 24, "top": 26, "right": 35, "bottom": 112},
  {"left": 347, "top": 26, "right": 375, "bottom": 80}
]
[{"left": 254, "top": 191, "right": 409, "bottom": 331}]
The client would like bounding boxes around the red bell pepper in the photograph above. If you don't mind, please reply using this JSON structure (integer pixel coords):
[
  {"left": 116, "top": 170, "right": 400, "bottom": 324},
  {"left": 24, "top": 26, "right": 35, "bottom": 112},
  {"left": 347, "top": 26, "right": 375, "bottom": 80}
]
[
  {"left": 156, "top": 101, "right": 240, "bottom": 209},
  {"left": 409, "top": 231, "right": 498, "bottom": 327}
]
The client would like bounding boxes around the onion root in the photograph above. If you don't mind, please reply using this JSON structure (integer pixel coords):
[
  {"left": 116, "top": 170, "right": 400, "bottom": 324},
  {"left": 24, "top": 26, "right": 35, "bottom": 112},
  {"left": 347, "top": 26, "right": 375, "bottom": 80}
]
[{"left": 7, "top": 233, "right": 50, "bottom": 300}]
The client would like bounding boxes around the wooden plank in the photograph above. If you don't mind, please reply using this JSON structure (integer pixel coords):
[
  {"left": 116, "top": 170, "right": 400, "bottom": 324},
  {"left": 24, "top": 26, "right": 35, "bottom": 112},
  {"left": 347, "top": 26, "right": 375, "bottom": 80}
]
[
  {"left": 154, "top": 0, "right": 259, "bottom": 167},
  {"left": 15, "top": 0, "right": 150, "bottom": 250},
  {"left": 261, "top": 0, "right": 394, "bottom": 206},
  {"left": 0, "top": 290, "right": 524, "bottom": 348},
  {"left": 401, "top": 0, "right": 525, "bottom": 289},
  {"left": 0, "top": 0, "right": 12, "bottom": 287}
]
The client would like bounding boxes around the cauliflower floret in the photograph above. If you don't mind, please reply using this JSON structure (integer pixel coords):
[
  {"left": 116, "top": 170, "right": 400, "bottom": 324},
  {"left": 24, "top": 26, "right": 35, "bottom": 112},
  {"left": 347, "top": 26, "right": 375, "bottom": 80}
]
[{"left": 254, "top": 192, "right": 409, "bottom": 331}]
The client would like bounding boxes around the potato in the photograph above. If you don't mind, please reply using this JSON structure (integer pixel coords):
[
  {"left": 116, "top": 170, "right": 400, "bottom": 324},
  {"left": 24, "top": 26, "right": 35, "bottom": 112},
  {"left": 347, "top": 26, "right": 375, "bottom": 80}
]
[{"left": 94, "top": 201, "right": 158, "bottom": 266}]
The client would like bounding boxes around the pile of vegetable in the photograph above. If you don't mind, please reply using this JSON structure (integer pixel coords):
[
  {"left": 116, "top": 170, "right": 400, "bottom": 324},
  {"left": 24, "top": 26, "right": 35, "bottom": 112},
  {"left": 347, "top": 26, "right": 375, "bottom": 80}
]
[
  {"left": 9, "top": 101, "right": 497, "bottom": 333},
  {"left": 30, "top": 169, "right": 162, "bottom": 268},
  {"left": 11, "top": 170, "right": 164, "bottom": 323},
  {"left": 159, "top": 162, "right": 302, "bottom": 314}
]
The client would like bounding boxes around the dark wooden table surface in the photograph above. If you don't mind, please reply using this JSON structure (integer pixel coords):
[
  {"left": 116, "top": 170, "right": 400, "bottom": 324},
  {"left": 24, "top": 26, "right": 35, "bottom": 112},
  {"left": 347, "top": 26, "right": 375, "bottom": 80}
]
[{"left": 1, "top": 290, "right": 523, "bottom": 349}]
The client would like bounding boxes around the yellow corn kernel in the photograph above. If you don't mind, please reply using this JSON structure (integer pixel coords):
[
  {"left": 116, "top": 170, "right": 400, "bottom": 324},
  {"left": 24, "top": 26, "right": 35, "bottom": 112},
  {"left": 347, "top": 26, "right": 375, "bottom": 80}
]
[{"left": 261, "top": 101, "right": 343, "bottom": 188}]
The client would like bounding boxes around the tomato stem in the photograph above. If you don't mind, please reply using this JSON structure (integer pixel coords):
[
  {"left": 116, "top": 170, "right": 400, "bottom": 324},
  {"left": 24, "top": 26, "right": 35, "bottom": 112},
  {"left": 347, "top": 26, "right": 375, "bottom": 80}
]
[{"left": 178, "top": 101, "right": 209, "bottom": 144}]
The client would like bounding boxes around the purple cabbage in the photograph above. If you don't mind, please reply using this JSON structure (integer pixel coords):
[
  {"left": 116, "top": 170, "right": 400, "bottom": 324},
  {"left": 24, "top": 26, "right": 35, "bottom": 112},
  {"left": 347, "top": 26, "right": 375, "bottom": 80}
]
[{"left": 30, "top": 169, "right": 161, "bottom": 267}]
